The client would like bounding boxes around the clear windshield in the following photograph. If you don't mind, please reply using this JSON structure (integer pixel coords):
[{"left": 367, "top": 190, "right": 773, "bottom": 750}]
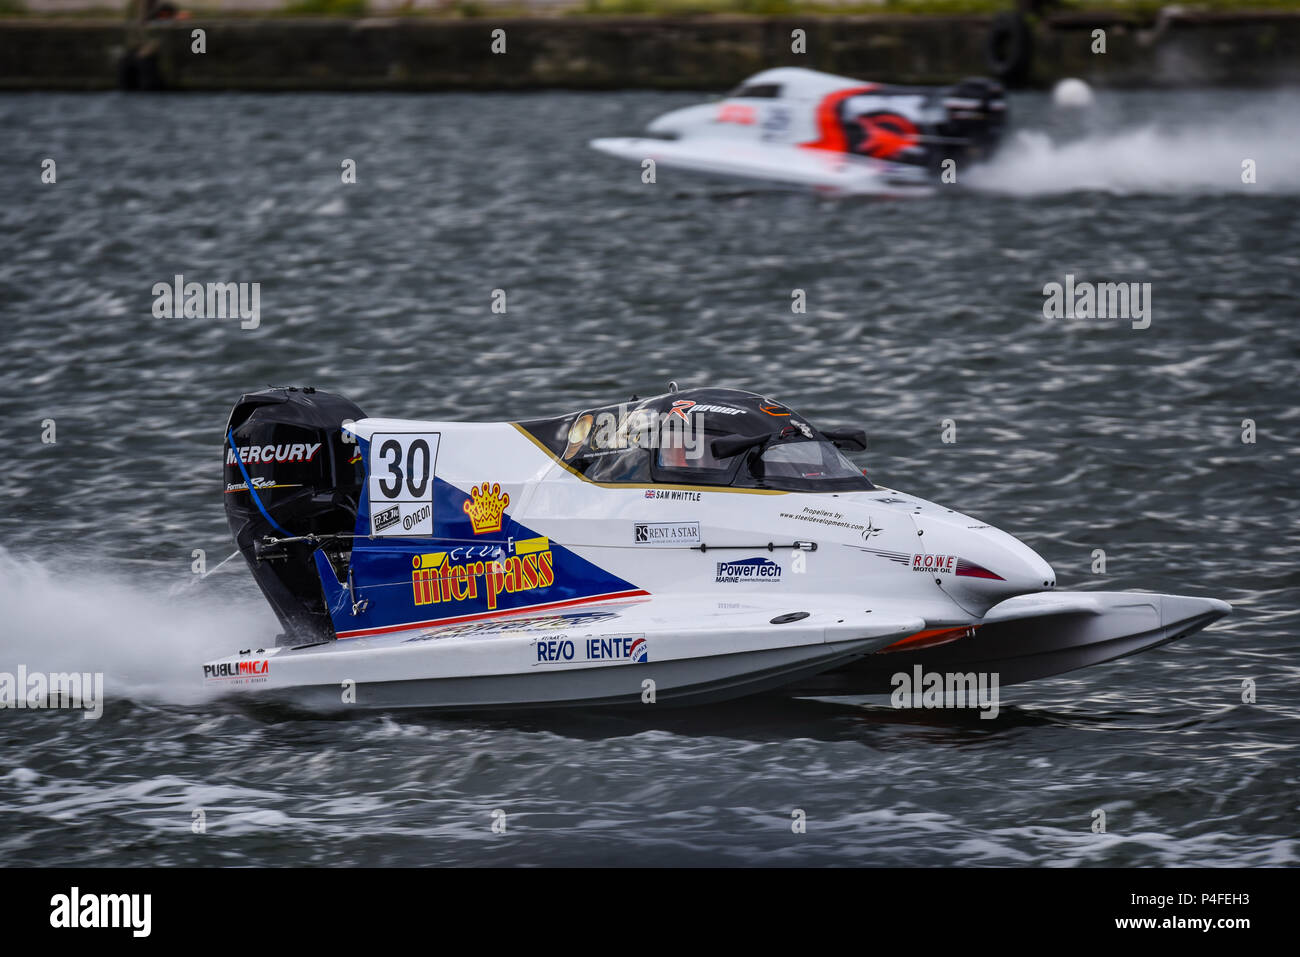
[
  {"left": 726, "top": 83, "right": 783, "bottom": 99},
  {"left": 761, "top": 441, "right": 867, "bottom": 481},
  {"left": 741, "top": 439, "right": 875, "bottom": 491},
  {"left": 655, "top": 436, "right": 874, "bottom": 491}
]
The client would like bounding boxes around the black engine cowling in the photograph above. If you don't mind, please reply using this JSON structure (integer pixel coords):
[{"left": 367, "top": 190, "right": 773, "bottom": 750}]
[
  {"left": 224, "top": 387, "right": 366, "bottom": 644},
  {"left": 939, "top": 77, "right": 1007, "bottom": 158}
]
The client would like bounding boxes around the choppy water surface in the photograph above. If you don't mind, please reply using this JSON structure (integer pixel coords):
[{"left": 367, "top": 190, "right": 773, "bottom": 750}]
[{"left": 1, "top": 90, "right": 1297, "bottom": 866}]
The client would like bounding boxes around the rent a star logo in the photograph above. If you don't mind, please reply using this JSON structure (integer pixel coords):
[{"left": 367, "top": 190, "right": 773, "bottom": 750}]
[
  {"left": 861, "top": 518, "right": 882, "bottom": 540},
  {"left": 463, "top": 481, "right": 509, "bottom": 535}
]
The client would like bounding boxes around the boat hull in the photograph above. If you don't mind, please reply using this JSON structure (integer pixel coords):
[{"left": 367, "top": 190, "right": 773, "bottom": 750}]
[
  {"left": 589, "top": 136, "right": 933, "bottom": 196},
  {"left": 226, "top": 638, "right": 886, "bottom": 713},
  {"left": 202, "top": 601, "right": 923, "bottom": 713},
  {"left": 783, "top": 592, "right": 1232, "bottom": 696}
]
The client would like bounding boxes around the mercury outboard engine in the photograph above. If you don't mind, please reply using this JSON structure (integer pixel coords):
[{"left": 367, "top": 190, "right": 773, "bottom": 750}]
[
  {"left": 839, "top": 77, "right": 1007, "bottom": 174},
  {"left": 224, "top": 387, "right": 366, "bottom": 644},
  {"left": 938, "top": 77, "right": 1007, "bottom": 159}
]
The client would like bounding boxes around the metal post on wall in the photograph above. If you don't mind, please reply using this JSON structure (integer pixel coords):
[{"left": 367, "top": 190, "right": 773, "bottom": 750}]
[{"left": 118, "top": 0, "right": 164, "bottom": 91}]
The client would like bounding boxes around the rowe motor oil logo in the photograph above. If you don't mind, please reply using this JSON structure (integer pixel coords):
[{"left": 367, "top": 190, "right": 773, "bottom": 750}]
[
  {"left": 911, "top": 553, "right": 1005, "bottom": 581},
  {"left": 715, "top": 557, "right": 783, "bottom": 584},
  {"left": 413, "top": 537, "right": 554, "bottom": 610}
]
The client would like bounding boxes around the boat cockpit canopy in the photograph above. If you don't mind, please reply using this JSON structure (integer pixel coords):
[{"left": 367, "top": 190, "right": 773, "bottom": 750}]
[
  {"left": 517, "top": 388, "right": 874, "bottom": 492},
  {"left": 726, "top": 82, "right": 783, "bottom": 99}
]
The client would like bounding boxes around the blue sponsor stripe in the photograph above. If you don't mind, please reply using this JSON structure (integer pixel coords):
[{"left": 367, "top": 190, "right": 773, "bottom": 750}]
[{"left": 227, "top": 429, "right": 291, "bottom": 536}]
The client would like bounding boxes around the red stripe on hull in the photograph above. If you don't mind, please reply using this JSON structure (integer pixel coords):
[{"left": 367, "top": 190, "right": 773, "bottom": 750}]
[{"left": 799, "top": 85, "right": 877, "bottom": 153}]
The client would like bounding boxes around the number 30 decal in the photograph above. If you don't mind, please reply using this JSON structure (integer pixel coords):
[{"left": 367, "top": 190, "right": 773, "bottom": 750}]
[
  {"left": 368, "top": 432, "right": 439, "bottom": 537},
  {"left": 375, "top": 437, "right": 431, "bottom": 500}
]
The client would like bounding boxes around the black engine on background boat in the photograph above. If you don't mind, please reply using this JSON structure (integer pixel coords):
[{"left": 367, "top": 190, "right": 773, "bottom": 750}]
[
  {"left": 223, "top": 387, "right": 365, "bottom": 644},
  {"left": 938, "top": 77, "right": 1007, "bottom": 158},
  {"left": 839, "top": 76, "right": 1006, "bottom": 173}
]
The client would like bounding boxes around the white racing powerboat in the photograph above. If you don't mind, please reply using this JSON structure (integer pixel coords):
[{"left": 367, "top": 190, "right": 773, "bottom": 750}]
[
  {"left": 590, "top": 67, "right": 1007, "bottom": 194},
  {"left": 205, "top": 386, "right": 1228, "bottom": 712}
]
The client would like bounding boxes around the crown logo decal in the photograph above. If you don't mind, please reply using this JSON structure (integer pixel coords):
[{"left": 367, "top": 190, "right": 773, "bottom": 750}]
[{"left": 463, "top": 481, "right": 509, "bottom": 535}]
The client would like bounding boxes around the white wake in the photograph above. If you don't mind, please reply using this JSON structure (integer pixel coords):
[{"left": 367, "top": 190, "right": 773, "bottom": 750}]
[
  {"left": 969, "top": 101, "right": 1300, "bottom": 195},
  {"left": 0, "top": 547, "right": 276, "bottom": 708}
]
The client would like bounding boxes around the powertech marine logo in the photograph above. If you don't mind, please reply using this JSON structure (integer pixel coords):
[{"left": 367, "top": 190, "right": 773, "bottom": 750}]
[
  {"left": 715, "top": 557, "right": 783, "bottom": 584},
  {"left": 203, "top": 660, "right": 270, "bottom": 681},
  {"left": 413, "top": 536, "right": 554, "bottom": 609}
]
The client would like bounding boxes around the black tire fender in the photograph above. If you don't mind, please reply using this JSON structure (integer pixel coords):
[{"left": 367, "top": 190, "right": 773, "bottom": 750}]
[
  {"left": 985, "top": 12, "right": 1034, "bottom": 86},
  {"left": 135, "top": 52, "right": 162, "bottom": 92}
]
